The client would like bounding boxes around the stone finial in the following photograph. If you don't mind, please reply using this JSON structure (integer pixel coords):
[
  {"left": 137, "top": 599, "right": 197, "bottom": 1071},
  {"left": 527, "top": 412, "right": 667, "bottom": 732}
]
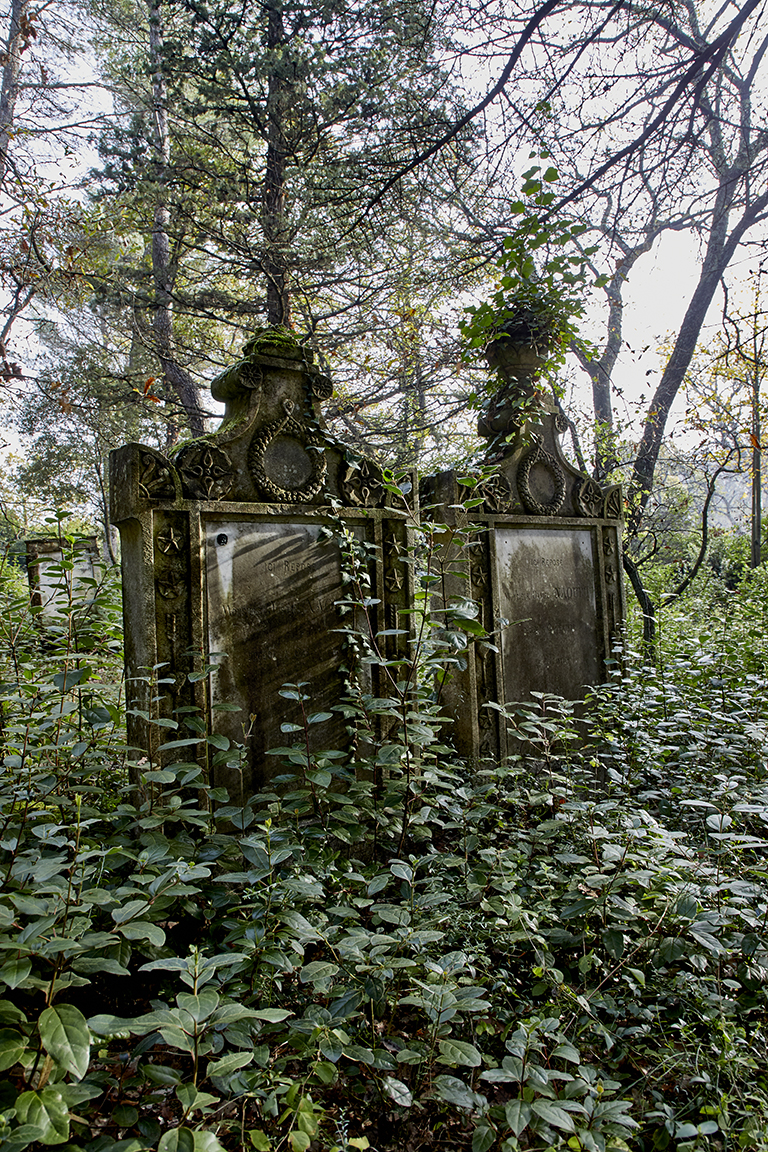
[{"left": 478, "top": 311, "right": 555, "bottom": 440}]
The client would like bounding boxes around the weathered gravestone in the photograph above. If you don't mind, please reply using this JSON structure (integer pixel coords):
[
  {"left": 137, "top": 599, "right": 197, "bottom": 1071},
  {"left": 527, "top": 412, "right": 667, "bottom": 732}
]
[
  {"left": 26, "top": 536, "right": 101, "bottom": 627},
  {"left": 421, "top": 326, "right": 625, "bottom": 759},
  {"left": 110, "top": 330, "right": 414, "bottom": 802}
]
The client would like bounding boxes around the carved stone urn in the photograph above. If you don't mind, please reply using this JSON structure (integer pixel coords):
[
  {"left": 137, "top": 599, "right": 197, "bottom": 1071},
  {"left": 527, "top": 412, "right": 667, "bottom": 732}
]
[{"left": 477, "top": 311, "right": 555, "bottom": 439}]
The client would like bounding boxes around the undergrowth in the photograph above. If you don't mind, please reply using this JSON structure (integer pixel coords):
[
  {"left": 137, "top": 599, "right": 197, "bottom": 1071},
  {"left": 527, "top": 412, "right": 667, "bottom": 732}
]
[{"left": 1, "top": 530, "right": 768, "bottom": 1152}]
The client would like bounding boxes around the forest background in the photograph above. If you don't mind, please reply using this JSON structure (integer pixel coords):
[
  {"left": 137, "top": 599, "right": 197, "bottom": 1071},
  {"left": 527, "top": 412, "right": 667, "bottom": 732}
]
[{"left": 2, "top": 0, "right": 768, "bottom": 586}]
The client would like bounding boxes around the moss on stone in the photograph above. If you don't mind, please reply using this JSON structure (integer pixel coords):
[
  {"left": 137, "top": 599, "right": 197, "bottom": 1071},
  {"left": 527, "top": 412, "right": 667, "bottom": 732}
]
[{"left": 242, "top": 326, "right": 310, "bottom": 362}]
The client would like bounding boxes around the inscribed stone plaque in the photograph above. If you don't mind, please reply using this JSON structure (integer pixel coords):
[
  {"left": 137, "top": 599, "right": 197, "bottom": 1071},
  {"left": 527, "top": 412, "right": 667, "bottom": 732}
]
[
  {"left": 496, "top": 526, "right": 600, "bottom": 702},
  {"left": 205, "top": 517, "right": 355, "bottom": 799}
]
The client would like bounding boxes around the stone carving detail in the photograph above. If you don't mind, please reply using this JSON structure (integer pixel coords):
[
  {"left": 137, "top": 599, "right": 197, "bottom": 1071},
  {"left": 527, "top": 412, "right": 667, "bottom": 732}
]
[
  {"left": 479, "top": 473, "right": 513, "bottom": 514},
  {"left": 385, "top": 568, "right": 404, "bottom": 593},
  {"left": 309, "top": 371, "right": 333, "bottom": 400},
  {"left": 602, "top": 528, "right": 617, "bottom": 584},
  {"left": 604, "top": 486, "right": 623, "bottom": 520},
  {"left": 470, "top": 560, "right": 488, "bottom": 592},
  {"left": 156, "top": 573, "right": 186, "bottom": 600},
  {"left": 248, "top": 399, "right": 327, "bottom": 503},
  {"left": 177, "top": 444, "right": 234, "bottom": 501},
  {"left": 575, "top": 476, "right": 604, "bottom": 518},
  {"left": 340, "top": 455, "right": 386, "bottom": 508},
  {"left": 156, "top": 524, "right": 185, "bottom": 554},
  {"left": 555, "top": 412, "right": 569, "bottom": 435},
  {"left": 139, "top": 452, "right": 175, "bottom": 501},
  {"left": 517, "top": 438, "right": 566, "bottom": 516}
]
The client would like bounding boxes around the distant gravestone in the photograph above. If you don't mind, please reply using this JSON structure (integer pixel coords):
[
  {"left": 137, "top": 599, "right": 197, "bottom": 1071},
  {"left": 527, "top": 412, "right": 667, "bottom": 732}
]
[
  {"left": 26, "top": 536, "right": 100, "bottom": 626},
  {"left": 110, "top": 330, "right": 414, "bottom": 802},
  {"left": 421, "top": 330, "right": 625, "bottom": 759}
]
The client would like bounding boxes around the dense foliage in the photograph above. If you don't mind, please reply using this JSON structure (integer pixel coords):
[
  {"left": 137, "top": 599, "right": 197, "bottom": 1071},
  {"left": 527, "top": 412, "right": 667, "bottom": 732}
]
[{"left": 1, "top": 529, "right": 768, "bottom": 1152}]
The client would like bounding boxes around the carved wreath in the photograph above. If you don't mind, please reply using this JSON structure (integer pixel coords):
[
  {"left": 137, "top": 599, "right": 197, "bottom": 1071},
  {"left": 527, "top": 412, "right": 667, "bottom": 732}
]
[
  {"left": 517, "top": 437, "right": 566, "bottom": 516},
  {"left": 248, "top": 398, "right": 327, "bottom": 503}
]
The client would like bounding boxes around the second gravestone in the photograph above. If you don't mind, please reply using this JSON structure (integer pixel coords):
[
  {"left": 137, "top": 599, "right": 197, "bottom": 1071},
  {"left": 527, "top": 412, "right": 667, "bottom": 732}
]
[
  {"left": 422, "top": 325, "right": 625, "bottom": 759},
  {"left": 110, "top": 330, "right": 414, "bottom": 803}
]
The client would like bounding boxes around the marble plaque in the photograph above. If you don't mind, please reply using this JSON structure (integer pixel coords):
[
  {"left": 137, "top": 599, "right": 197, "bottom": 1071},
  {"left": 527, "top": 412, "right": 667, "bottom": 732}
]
[
  {"left": 205, "top": 518, "right": 355, "bottom": 799},
  {"left": 496, "top": 526, "right": 600, "bottom": 702}
]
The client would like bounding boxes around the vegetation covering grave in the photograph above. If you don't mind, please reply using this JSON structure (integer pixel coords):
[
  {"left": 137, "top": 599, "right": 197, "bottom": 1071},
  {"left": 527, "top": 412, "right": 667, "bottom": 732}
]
[{"left": 1, "top": 529, "right": 768, "bottom": 1152}]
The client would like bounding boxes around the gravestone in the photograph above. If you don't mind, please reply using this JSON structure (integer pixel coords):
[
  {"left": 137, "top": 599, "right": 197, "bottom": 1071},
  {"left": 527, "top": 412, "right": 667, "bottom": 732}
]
[
  {"left": 26, "top": 536, "right": 100, "bottom": 627},
  {"left": 421, "top": 327, "right": 625, "bottom": 759},
  {"left": 110, "top": 330, "right": 414, "bottom": 802}
]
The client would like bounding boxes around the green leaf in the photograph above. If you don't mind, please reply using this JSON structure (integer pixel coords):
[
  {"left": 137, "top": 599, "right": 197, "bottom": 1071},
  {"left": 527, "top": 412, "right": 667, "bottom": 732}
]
[
  {"left": 531, "top": 1100, "right": 576, "bottom": 1132},
  {"left": 158, "top": 1127, "right": 195, "bottom": 1152},
  {"left": 505, "top": 1100, "right": 531, "bottom": 1137},
  {"left": 300, "top": 961, "right": 339, "bottom": 984},
  {"left": 111, "top": 899, "right": 151, "bottom": 924},
  {"left": 248, "top": 1133, "right": 272, "bottom": 1152},
  {"left": 0, "top": 1028, "right": 26, "bottom": 1071},
  {"left": 118, "top": 921, "right": 166, "bottom": 946},
  {"left": 437, "top": 1039, "right": 482, "bottom": 1067},
  {"left": 251, "top": 1008, "right": 293, "bottom": 1022},
  {"left": 38, "top": 1004, "right": 91, "bottom": 1080},
  {"left": 208, "top": 1051, "right": 254, "bottom": 1077},
  {"left": 383, "top": 1077, "right": 412, "bottom": 1107},
  {"left": 432, "top": 1075, "right": 483, "bottom": 1111},
  {"left": 472, "top": 1121, "right": 496, "bottom": 1152},
  {"left": 176, "top": 990, "right": 219, "bottom": 1022},
  {"left": 290, "top": 1133, "right": 311, "bottom": 1151},
  {"left": 15, "top": 1088, "right": 70, "bottom": 1144},
  {"left": 0, "top": 958, "right": 32, "bottom": 988},
  {"left": 53, "top": 667, "right": 90, "bottom": 691},
  {"left": 206, "top": 733, "right": 230, "bottom": 750}
]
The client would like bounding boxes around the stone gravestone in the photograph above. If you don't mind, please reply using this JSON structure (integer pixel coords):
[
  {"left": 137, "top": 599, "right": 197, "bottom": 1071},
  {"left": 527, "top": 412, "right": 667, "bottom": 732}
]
[
  {"left": 26, "top": 536, "right": 100, "bottom": 627},
  {"left": 421, "top": 326, "right": 625, "bottom": 760},
  {"left": 110, "top": 330, "right": 414, "bottom": 803}
]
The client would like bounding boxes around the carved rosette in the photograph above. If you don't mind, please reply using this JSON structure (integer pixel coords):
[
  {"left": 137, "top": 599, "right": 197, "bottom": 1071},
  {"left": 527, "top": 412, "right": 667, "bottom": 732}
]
[
  {"left": 604, "top": 485, "right": 623, "bottom": 521},
  {"left": 248, "top": 399, "right": 327, "bottom": 503},
  {"left": 309, "top": 372, "right": 333, "bottom": 400},
  {"left": 479, "top": 473, "right": 513, "bottom": 514},
  {"left": 177, "top": 444, "right": 234, "bottom": 501},
  {"left": 517, "top": 438, "right": 566, "bottom": 516},
  {"left": 340, "top": 455, "right": 386, "bottom": 508},
  {"left": 575, "top": 476, "right": 604, "bottom": 519},
  {"left": 139, "top": 452, "right": 176, "bottom": 501}
]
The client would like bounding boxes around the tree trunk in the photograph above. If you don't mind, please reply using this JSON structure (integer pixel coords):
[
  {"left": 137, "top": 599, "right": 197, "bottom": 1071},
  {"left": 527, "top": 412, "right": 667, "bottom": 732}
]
[
  {"left": 0, "top": 0, "right": 29, "bottom": 185},
  {"left": 262, "top": 0, "right": 292, "bottom": 327},
  {"left": 628, "top": 186, "right": 768, "bottom": 537},
  {"left": 147, "top": 0, "right": 206, "bottom": 438}
]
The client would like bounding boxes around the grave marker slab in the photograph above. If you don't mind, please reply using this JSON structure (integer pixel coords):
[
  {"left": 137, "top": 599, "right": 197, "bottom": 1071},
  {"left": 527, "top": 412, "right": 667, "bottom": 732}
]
[
  {"left": 110, "top": 330, "right": 414, "bottom": 802},
  {"left": 26, "top": 536, "right": 100, "bottom": 626},
  {"left": 422, "top": 329, "right": 624, "bottom": 759}
]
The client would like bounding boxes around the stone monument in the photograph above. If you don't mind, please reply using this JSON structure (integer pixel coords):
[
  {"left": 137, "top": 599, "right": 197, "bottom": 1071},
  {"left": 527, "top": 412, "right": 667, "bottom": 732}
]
[
  {"left": 421, "top": 316, "right": 625, "bottom": 759},
  {"left": 26, "top": 536, "right": 101, "bottom": 627},
  {"left": 110, "top": 330, "right": 414, "bottom": 802}
]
